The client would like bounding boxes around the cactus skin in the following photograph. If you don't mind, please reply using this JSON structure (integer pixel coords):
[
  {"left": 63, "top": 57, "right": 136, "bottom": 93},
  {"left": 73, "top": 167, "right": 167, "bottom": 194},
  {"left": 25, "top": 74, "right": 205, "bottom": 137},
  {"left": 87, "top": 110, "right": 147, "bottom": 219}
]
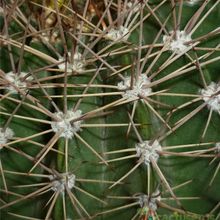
[{"left": 0, "top": 0, "right": 220, "bottom": 219}]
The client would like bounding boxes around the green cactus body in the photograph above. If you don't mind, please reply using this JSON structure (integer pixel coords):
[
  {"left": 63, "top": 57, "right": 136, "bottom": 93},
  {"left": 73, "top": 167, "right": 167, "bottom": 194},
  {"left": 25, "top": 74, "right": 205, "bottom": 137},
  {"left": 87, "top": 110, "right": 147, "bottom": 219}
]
[{"left": 0, "top": 1, "right": 220, "bottom": 219}]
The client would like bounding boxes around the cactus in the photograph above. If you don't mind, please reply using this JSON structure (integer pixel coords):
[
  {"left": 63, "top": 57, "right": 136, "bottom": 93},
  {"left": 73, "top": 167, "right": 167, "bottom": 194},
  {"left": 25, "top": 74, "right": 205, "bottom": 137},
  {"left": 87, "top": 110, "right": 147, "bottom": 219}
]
[{"left": 0, "top": 0, "right": 220, "bottom": 219}]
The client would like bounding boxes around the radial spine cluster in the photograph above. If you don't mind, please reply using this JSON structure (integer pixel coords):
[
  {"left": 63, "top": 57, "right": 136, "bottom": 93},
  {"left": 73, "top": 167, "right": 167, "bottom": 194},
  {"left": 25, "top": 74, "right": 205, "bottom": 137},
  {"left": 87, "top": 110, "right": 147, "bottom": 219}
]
[
  {"left": 58, "top": 52, "right": 85, "bottom": 72},
  {"left": 49, "top": 173, "right": 76, "bottom": 194},
  {"left": 135, "top": 140, "right": 162, "bottom": 166},
  {"left": 200, "top": 82, "right": 220, "bottom": 112},
  {"left": 163, "top": 30, "right": 192, "bottom": 54},
  {"left": 0, "top": 127, "right": 14, "bottom": 147},
  {"left": 5, "top": 71, "right": 32, "bottom": 93},
  {"left": 117, "top": 74, "right": 152, "bottom": 100},
  {"left": 51, "top": 110, "right": 82, "bottom": 139},
  {"left": 106, "top": 26, "right": 130, "bottom": 41},
  {"left": 215, "top": 142, "right": 220, "bottom": 154},
  {"left": 137, "top": 190, "right": 161, "bottom": 211}
]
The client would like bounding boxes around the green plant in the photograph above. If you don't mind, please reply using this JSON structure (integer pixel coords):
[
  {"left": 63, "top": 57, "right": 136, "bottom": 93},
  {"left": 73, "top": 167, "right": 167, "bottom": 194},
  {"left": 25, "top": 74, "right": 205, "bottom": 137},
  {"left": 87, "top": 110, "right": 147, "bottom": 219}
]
[{"left": 0, "top": 0, "right": 220, "bottom": 219}]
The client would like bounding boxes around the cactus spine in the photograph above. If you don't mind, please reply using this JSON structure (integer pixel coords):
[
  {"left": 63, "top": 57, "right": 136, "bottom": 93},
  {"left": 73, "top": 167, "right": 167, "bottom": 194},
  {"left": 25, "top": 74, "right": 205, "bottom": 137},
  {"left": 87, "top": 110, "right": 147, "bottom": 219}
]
[{"left": 0, "top": 1, "right": 220, "bottom": 219}]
